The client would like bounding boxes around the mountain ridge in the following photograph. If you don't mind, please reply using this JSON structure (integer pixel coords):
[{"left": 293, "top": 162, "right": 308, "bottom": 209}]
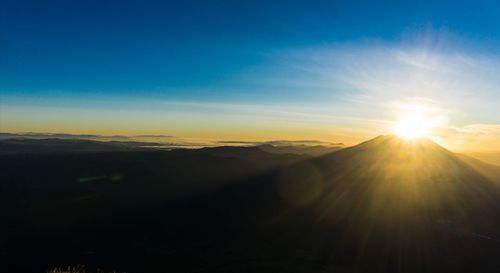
[{"left": 3, "top": 134, "right": 500, "bottom": 272}]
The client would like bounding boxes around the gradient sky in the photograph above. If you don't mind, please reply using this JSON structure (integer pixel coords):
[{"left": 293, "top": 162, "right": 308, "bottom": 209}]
[{"left": 2, "top": 0, "right": 500, "bottom": 151}]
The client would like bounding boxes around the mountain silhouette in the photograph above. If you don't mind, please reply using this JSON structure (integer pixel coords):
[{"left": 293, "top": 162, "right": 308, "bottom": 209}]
[
  {"left": 305, "top": 134, "right": 500, "bottom": 221},
  {"left": 2, "top": 135, "right": 500, "bottom": 272},
  {"left": 259, "top": 134, "right": 500, "bottom": 238},
  {"left": 223, "top": 134, "right": 500, "bottom": 218},
  {"left": 190, "top": 134, "right": 500, "bottom": 272}
]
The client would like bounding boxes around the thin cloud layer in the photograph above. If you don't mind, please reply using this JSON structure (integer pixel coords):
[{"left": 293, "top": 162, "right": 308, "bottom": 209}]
[
  {"left": 436, "top": 124, "right": 500, "bottom": 151},
  {"left": 251, "top": 37, "right": 500, "bottom": 149},
  {"left": 0, "top": 132, "right": 172, "bottom": 141}
]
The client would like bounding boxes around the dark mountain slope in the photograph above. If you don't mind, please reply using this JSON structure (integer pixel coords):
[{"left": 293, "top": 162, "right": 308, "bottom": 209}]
[
  {"left": 457, "top": 153, "right": 500, "bottom": 184},
  {"left": 307, "top": 135, "right": 500, "bottom": 226},
  {"left": 2, "top": 135, "right": 500, "bottom": 273},
  {"left": 179, "top": 135, "right": 500, "bottom": 272}
]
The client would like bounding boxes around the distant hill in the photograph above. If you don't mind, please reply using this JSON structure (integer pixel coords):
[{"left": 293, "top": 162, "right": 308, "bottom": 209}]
[
  {"left": 0, "top": 138, "right": 164, "bottom": 155},
  {"left": 0, "top": 137, "right": 343, "bottom": 156},
  {"left": 257, "top": 143, "right": 343, "bottom": 156}
]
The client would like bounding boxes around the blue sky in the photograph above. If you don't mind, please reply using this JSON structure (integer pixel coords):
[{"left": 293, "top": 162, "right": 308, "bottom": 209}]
[
  {"left": 2, "top": 0, "right": 500, "bottom": 96},
  {"left": 2, "top": 0, "right": 500, "bottom": 150}
]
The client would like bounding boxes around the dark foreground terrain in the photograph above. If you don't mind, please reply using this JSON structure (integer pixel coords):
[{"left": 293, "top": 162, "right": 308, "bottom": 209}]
[{"left": 2, "top": 136, "right": 500, "bottom": 273}]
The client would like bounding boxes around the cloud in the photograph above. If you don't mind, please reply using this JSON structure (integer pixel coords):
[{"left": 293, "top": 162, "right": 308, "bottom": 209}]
[
  {"left": 434, "top": 124, "right": 500, "bottom": 150},
  {"left": 134, "top": 134, "right": 173, "bottom": 138},
  {"left": 262, "top": 37, "right": 500, "bottom": 126},
  {"left": 232, "top": 35, "right": 500, "bottom": 148},
  {"left": 0, "top": 132, "right": 102, "bottom": 139},
  {"left": 216, "top": 140, "right": 345, "bottom": 147},
  {"left": 0, "top": 132, "right": 348, "bottom": 150},
  {"left": 3, "top": 32, "right": 499, "bottom": 150},
  {"left": 0, "top": 132, "right": 172, "bottom": 142}
]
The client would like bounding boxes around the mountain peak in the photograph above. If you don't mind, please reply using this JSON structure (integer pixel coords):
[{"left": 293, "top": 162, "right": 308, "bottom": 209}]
[
  {"left": 315, "top": 133, "right": 474, "bottom": 186},
  {"left": 304, "top": 133, "right": 500, "bottom": 225},
  {"left": 348, "top": 134, "right": 445, "bottom": 155},
  {"left": 365, "top": 134, "right": 435, "bottom": 144}
]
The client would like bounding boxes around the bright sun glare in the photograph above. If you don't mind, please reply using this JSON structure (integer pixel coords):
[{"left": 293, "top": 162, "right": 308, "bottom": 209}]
[{"left": 394, "top": 114, "right": 430, "bottom": 139}]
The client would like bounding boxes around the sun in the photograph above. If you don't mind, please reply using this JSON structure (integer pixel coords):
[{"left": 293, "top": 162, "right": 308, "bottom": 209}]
[{"left": 394, "top": 114, "right": 430, "bottom": 139}]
